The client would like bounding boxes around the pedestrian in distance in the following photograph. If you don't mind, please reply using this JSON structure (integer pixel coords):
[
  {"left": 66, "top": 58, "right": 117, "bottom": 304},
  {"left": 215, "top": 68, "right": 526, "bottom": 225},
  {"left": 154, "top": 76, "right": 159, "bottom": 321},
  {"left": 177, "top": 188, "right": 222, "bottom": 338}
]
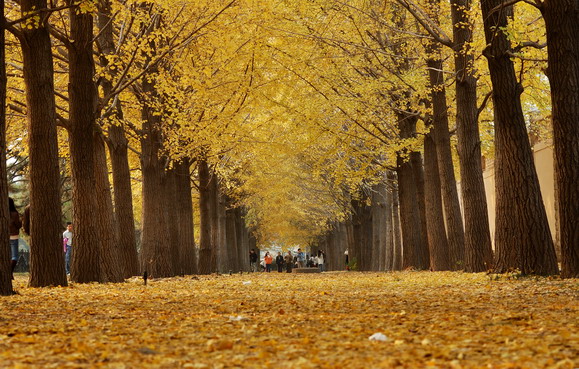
[
  {"left": 284, "top": 251, "right": 293, "bottom": 273},
  {"left": 276, "top": 252, "right": 284, "bottom": 272},
  {"left": 264, "top": 251, "right": 273, "bottom": 272},
  {"left": 63, "top": 222, "right": 73, "bottom": 275},
  {"left": 317, "top": 250, "right": 326, "bottom": 272},
  {"left": 249, "top": 249, "right": 258, "bottom": 272},
  {"left": 8, "top": 198, "right": 22, "bottom": 279},
  {"left": 296, "top": 248, "right": 305, "bottom": 268}
]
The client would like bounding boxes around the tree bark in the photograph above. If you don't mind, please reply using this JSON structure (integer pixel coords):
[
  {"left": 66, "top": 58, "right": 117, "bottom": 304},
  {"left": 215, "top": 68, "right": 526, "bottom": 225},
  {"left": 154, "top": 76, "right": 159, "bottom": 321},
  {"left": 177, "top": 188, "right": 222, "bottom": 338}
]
[
  {"left": 481, "top": 0, "right": 558, "bottom": 275},
  {"left": 424, "top": 126, "right": 451, "bottom": 271},
  {"left": 426, "top": 31, "right": 465, "bottom": 269},
  {"left": 397, "top": 114, "right": 429, "bottom": 270},
  {"left": 98, "top": 0, "right": 139, "bottom": 278},
  {"left": 217, "top": 190, "right": 228, "bottom": 273},
  {"left": 175, "top": 159, "right": 196, "bottom": 275},
  {"left": 372, "top": 182, "right": 388, "bottom": 271},
  {"left": 198, "top": 158, "right": 213, "bottom": 275},
  {"left": 139, "top": 85, "right": 172, "bottom": 278},
  {"left": 451, "top": 0, "right": 494, "bottom": 272},
  {"left": 165, "top": 166, "right": 181, "bottom": 274},
  {"left": 541, "top": 0, "right": 579, "bottom": 278},
  {"left": 67, "top": 3, "right": 101, "bottom": 283},
  {"left": 391, "top": 172, "right": 403, "bottom": 271},
  {"left": 0, "top": 4, "right": 13, "bottom": 294},
  {"left": 94, "top": 133, "right": 123, "bottom": 282},
  {"left": 19, "top": 0, "right": 67, "bottom": 288},
  {"left": 225, "top": 206, "right": 238, "bottom": 272}
]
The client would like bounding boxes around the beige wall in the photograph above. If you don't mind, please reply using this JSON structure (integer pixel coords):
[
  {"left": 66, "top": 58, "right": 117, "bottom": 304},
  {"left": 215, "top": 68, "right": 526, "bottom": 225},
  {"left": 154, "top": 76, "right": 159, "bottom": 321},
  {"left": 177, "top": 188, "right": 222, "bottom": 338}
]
[{"left": 481, "top": 141, "right": 557, "bottom": 247}]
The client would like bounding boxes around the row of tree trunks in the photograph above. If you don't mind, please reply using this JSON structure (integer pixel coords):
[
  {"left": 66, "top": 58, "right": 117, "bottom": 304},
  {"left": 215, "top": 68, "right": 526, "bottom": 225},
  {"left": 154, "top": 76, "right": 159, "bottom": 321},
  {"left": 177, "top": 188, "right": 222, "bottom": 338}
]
[
  {"left": 175, "top": 159, "right": 197, "bottom": 275},
  {"left": 20, "top": 0, "right": 67, "bottom": 287},
  {"left": 480, "top": 0, "right": 558, "bottom": 275}
]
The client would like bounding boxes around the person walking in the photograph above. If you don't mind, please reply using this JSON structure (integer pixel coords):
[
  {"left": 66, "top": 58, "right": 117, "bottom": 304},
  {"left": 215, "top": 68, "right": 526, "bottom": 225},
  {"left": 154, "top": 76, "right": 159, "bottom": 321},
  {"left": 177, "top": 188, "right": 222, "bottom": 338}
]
[
  {"left": 296, "top": 248, "right": 305, "bottom": 268},
  {"left": 275, "top": 252, "right": 284, "bottom": 272},
  {"left": 264, "top": 252, "right": 273, "bottom": 272},
  {"left": 8, "top": 198, "right": 22, "bottom": 278},
  {"left": 249, "top": 249, "right": 258, "bottom": 272},
  {"left": 63, "top": 222, "right": 73, "bottom": 275},
  {"left": 317, "top": 250, "right": 326, "bottom": 272},
  {"left": 284, "top": 251, "right": 293, "bottom": 273}
]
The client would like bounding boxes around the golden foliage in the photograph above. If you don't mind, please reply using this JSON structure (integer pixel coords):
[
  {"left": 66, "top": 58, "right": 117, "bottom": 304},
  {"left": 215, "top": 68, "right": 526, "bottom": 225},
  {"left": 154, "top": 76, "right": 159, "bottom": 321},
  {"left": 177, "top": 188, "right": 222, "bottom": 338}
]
[{"left": 1, "top": 272, "right": 577, "bottom": 368}]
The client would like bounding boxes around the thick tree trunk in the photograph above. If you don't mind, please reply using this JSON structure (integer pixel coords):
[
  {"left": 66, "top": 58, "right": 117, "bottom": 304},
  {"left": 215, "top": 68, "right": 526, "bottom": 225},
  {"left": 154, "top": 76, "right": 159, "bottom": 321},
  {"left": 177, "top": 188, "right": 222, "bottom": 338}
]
[
  {"left": 541, "top": 0, "right": 579, "bottom": 278},
  {"left": 94, "top": 134, "right": 123, "bottom": 282},
  {"left": 175, "top": 159, "right": 196, "bottom": 275},
  {"left": 426, "top": 41, "right": 465, "bottom": 269},
  {"left": 198, "top": 158, "right": 213, "bottom": 274},
  {"left": 108, "top": 125, "right": 139, "bottom": 278},
  {"left": 451, "top": 0, "right": 494, "bottom": 272},
  {"left": 383, "top": 173, "right": 395, "bottom": 271},
  {"left": 19, "top": 0, "right": 67, "bottom": 288},
  {"left": 481, "top": 0, "right": 558, "bottom": 275},
  {"left": 98, "top": 0, "right": 139, "bottom": 278},
  {"left": 139, "top": 91, "right": 172, "bottom": 278},
  {"left": 0, "top": 7, "right": 13, "bottom": 294},
  {"left": 424, "top": 127, "right": 451, "bottom": 271},
  {"left": 397, "top": 115, "right": 429, "bottom": 270}
]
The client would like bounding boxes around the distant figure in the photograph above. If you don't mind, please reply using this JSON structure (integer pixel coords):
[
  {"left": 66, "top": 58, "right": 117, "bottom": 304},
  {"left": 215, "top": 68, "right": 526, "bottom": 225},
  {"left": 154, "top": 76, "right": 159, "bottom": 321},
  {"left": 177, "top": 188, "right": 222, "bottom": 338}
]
[
  {"left": 318, "top": 250, "right": 326, "bottom": 272},
  {"left": 264, "top": 252, "right": 273, "bottom": 272},
  {"left": 8, "top": 198, "right": 22, "bottom": 278},
  {"left": 249, "top": 249, "right": 258, "bottom": 272},
  {"left": 344, "top": 250, "right": 349, "bottom": 270},
  {"left": 296, "top": 248, "right": 305, "bottom": 268},
  {"left": 63, "top": 222, "right": 73, "bottom": 275},
  {"left": 275, "top": 252, "right": 284, "bottom": 272},
  {"left": 284, "top": 251, "right": 293, "bottom": 273}
]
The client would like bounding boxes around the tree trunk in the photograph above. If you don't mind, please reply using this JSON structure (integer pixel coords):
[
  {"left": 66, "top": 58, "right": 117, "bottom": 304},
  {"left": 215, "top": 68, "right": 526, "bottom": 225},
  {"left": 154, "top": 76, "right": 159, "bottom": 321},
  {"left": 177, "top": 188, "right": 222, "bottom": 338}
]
[
  {"left": 397, "top": 114, "right": 429, "bottom": 270},
  {"left": 209, "top": 170, "right": 219, "bottom": 273},
  {"left": 175, "top": 159, "right": 196, "bottom": 275},
  {"left": 225, "top": 206, "right": 237, "bottom": 272},
  {"left": 426, "top": 30, "right": 465, "bottom": 269},
  {"left": 424, "top": 126, "right": 451, "bottom": 271},
  {"left": 384, "top": 174, "right": 394, "bottom": 271},
  {"left": 217, "top": 190, "right": 228, "bottom": 273},
  {"left": 165, "top": 166, "right": 181, "bottom": 274},
  {"left": 481, "top": 0, "right": 558, "bottom": 275},
  {"left": 451, "top": 0, "right": 494, "bottom": 272},
  {"left": 541, "top": 0, "right": 579, "bottom": 278},
  {"left": 372, "top": 182, "right": 388, "bottom": 271},
  {"left": 94, "top": 133, "right": 123, "bottom": 282},
  {"left": 0, "top": 4, "right": 13, "bottom": 294},
  {"left": 19, "top": 0, "right": 67, "bottom": 288},
  {"left": 139, "top": 88, "right": 172, "bottom": 278},
  {"left": 98, "top": 0, "right": 139, "bottom": 278},
  {"left": 390, "top": 171, "right": 403, "bottom": 271},
  {"left": 198, "top": 158, "right": 213, "bottom": 275},
  {"left": 67, "top": 4, "right": 102, "bottom": 283}
]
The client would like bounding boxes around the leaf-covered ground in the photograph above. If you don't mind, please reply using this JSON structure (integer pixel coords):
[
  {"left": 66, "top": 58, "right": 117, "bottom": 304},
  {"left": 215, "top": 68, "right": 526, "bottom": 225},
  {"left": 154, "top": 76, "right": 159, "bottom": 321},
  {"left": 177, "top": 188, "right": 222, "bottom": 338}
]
[{"left": 0, "top": 272, "right": 577, "bottom": 368}]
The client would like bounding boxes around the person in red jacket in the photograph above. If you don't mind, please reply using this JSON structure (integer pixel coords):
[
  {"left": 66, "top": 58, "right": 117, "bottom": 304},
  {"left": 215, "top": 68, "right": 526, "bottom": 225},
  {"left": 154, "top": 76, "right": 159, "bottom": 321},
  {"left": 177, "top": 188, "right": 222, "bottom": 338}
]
[{"left": 264, "top": 252, "right": 273, "bottom": 273}]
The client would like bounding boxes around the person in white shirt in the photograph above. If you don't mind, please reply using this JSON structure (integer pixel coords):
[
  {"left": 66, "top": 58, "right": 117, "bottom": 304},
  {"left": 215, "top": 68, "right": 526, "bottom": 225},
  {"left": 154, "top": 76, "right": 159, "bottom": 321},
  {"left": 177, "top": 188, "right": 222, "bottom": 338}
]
[{"left": 63, "top": 222, "right": 73, "bottom": 275}]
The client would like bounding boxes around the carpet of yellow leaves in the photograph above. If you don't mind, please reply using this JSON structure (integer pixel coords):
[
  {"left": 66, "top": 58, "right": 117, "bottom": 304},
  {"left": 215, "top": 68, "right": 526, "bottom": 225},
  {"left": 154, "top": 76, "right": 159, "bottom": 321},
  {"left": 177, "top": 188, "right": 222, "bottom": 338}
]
[{"left": 0, "top": 272, "right": 577, "bottom": 368}]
